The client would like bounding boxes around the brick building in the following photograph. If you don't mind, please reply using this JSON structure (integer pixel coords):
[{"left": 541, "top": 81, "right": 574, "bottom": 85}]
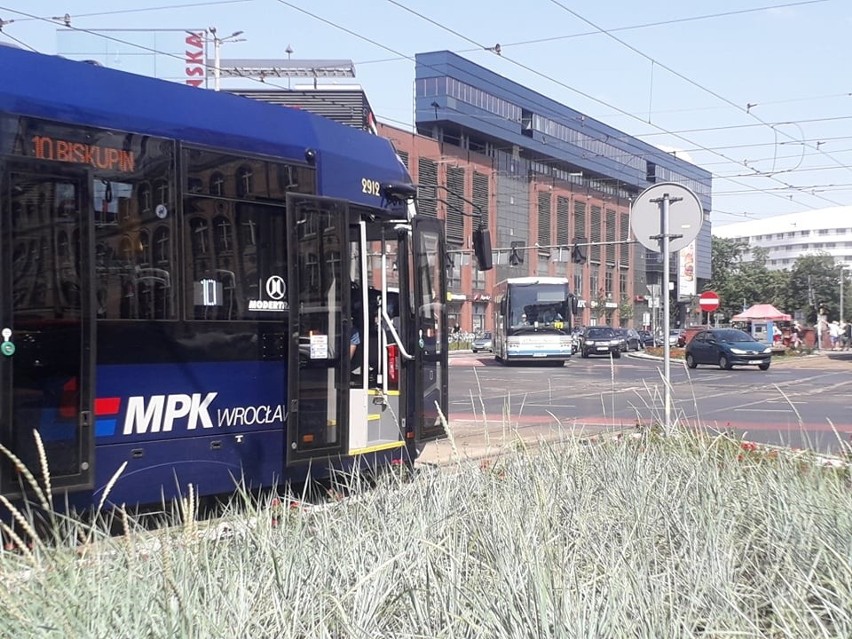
[
  {"left": 228, "top": 50, "right": 713, "bottom": 334},
  {"left": 378, "top": 51, "right": 713, "bottom": 333}
]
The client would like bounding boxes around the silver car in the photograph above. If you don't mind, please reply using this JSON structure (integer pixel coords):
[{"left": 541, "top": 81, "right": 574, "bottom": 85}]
[{"left": 471, "top": 332, "right": 493, "bottom": 353}]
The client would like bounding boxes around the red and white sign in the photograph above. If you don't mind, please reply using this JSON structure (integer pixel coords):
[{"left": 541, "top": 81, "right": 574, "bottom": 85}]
[
  {"left": 698, "top": 291, "right": 720, "bottom": 312},
  {"left": 185, "top": 32, "right": 206, "bottom": 88}
]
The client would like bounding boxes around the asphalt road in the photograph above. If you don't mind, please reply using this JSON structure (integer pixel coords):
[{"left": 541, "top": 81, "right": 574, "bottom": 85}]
[{"left": 443, "top": 350, "right": 852, "bottom": 457}]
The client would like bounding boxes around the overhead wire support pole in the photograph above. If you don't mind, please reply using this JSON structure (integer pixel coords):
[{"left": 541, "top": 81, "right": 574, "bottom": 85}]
[
  {"left": 209, "top": 26, "right": 245, "bottom": 91},
  {"left": 632, "top": 182, "right": 702, "bottom": 438},
  {"left": 650, "top": 194, "right": 682, "bottom": 436}
]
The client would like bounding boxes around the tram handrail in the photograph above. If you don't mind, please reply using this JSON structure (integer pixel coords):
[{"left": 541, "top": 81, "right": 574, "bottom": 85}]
[{"left": 381, "top": 306, "right": 414, "bottom": 361}]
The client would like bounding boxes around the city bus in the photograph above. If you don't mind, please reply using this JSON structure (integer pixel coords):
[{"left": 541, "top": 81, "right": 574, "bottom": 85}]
[
  {"left": 492, "top": 276, "right": 578, "bottom": 364},
  {"left": 0, "top": 46, "right": 456, "bottom": 512}
]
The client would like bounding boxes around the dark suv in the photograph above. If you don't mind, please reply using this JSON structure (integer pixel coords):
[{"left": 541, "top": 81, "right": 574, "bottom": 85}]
[{"left": 578, "top": 326, "right": 621, "bottom": 358}]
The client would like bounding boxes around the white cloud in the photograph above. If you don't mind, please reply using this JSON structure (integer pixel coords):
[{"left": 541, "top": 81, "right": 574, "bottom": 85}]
[{"left": 655, "top": 145, "right": 696, "bottom": 165}]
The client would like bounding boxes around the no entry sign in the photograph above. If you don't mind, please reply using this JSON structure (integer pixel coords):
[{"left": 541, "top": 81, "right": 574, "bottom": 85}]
[{"left": 698, "top": 291, "right": 720, "bottom": 312}]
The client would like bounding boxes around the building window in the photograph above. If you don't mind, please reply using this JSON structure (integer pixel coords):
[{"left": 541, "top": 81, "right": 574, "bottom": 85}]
[
  {"left": 447, "top": 245, "right": 462, "bottom": 290},
  {"left": 556, "top": 196, "right": 570, "bottom": 245},
  {"left": 472, "top": 263, "right": 485, "bottom": 289},
  {"left": 538, "top": 191, "right": 551, "bottom": 248},
  {"left": 417, "top": 158, "right": 438, "bottom": 218},
  {"left": 445, "top": 166, "right": 465, "bottom": 243},
  {"left": 589, "top": 205, "right": 602, "bottom": 263},
  {"left": 605, "top": 209, "right": 616, "bottom": 266}
]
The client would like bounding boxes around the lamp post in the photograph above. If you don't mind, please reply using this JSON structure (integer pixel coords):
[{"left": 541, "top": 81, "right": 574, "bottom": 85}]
[
  {"left": 841, "top": 265, "right": 851, "bottom": 325},
  {"left": 285, "top": 44, "right": 293, "bottom": 90},
  {"left": 209, "top": 26, "right": 245, "bottom": 91}
]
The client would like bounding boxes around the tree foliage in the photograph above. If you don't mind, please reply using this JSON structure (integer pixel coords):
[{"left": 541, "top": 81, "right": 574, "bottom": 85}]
[
  {"left": 787, "top": 253, "right": 844, "bottom": 323},
  {"left": 709, "top": 238, "right": 788, "bottom": 319},
  {"left": 708, "top": 239, "right": 847, "bottom": 323}
]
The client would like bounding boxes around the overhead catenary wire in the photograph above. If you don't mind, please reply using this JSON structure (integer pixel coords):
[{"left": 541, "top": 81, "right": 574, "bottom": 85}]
[
  {"left": 381, "top": 0, "right": 845, "bottom": 210},
  {"left": 544, "top": 0, "right": 852, "bottom": 184},
  {"left": 4, "top": 0, "right": 255, "bottom": 23},
  {"left": 1, "top": 1, "right": 847, "bottom": 214}
]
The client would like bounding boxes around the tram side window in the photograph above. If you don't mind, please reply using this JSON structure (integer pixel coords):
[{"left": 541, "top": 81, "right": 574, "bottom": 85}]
[
  {"left": 87, "top": 135, "right": 176, "bottom": 320},
  {"left": 93, "top": 175, "right": 176, "bottom": 320},
  {"left": 182, "top": 147, "right": 315, "bottom": 200},
  {"left": 3, "top": 117, "right": 177, "bottom": 320},
  {"left": 184, "top": 199, "right": 287, "bottom": 320},
  {"left": 182, "top": 148, "right": 314, "bottom": 321},
  {"left": 8, "top": 180, "right": 83, "bottom": 318}
]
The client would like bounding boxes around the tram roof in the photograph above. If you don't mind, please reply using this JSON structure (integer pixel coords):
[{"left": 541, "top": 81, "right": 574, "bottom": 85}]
[{"left": 0, "top": 47, "right": 411, "bottom": 211}]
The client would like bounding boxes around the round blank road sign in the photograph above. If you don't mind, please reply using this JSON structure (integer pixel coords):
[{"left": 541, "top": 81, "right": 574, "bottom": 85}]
[{"left": 630, "top": 182, "right": 703, "bottom": 253}]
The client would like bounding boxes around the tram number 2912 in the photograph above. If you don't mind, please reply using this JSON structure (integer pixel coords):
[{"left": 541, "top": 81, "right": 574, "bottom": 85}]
[{"left": 361, "top": 178, "right": 381, "bottom": 197}]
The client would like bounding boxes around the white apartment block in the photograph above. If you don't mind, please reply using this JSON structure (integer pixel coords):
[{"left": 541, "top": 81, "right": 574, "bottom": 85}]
[{"left": 713, "top": 207, "right": 852, "bottom": 271}]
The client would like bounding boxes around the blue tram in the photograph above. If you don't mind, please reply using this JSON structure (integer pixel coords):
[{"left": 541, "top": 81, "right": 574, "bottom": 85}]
[{"left": 0, "top": 46, "right": 453, "bottom": 510}]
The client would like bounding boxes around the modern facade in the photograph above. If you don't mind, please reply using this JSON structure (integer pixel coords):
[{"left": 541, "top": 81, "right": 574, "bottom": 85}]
[
  {"left": 713, "top": 207, "right": 852, "bottom": 271},
  {"left": 399, "top": 51, "right": 713, "bottom": 331},
  {"left": 231, "top": 50, "right": 715, "bottom": 333}
]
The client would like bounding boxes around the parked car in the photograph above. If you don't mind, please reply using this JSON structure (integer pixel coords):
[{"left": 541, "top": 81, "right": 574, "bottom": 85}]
[
  {"left": 685, "top": 328, "right": 772, "bottom": 371},
  {"left": 614, "top": 328, "right": 642, "bottom": 351},
  {"left": 637, "top": 330, "right": 656, "bottom": 348},
  {"left": 578, "top": 326, "right": 622, "bottom": 358},
  {"left": 665, "top": 329, "right": 685, "bottom": 347},
  {"left": 471, "top": 331, "right": 493, "bottom": 353}
]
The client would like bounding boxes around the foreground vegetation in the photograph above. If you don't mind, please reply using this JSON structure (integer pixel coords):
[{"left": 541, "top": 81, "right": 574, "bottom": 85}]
[{"left": 0, "top": 432, "right": 850, "bottom": 638}]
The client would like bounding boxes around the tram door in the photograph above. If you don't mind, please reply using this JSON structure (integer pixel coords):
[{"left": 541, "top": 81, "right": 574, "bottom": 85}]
[
  {"left": 0, "top": 165, "right": 95, "bottom": 497},
  {"left": 285, "top": 194, "right": 350, "bottom": 463},
  {"left": 410, "top": 216, "right": 448, "bottom": 442}
]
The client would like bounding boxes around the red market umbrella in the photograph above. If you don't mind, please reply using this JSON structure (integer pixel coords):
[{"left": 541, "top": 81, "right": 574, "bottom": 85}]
[{"left": 731, "top": 304, "right": 792, "bottom": 322}]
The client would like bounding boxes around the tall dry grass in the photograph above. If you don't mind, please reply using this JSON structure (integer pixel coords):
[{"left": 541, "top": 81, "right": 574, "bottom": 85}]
[{"left": 0, "top": 428, "right": 849, "bottom": 639}]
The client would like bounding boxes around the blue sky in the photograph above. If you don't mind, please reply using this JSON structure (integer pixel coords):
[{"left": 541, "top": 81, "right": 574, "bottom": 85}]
[{"left": 2, "top": 0, "right": 850, "bottom": 225}]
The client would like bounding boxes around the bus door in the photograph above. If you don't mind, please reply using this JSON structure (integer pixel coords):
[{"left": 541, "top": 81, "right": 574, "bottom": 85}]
[
  {"left": 285, "top": 194, "right": 350, "bottom": 464},
  {"left": 410, "top": 216, "right": 448, "bottom": 443},
  {"left": 0, "top": 164, "right": 95, "bottom": 497}
]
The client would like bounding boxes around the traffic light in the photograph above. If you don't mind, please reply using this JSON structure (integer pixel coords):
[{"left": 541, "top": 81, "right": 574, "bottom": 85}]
[
  {"left": 571, "top": 237, "right": 587, "bottom": 264},
  {"left": 472, "top": 225, "right": 493, "bottom": 271}
]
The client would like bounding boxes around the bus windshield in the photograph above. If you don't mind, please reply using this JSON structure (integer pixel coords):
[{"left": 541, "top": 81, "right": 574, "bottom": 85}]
[{"left": 509, "top": 283, "right": 568, "bottom": 331}]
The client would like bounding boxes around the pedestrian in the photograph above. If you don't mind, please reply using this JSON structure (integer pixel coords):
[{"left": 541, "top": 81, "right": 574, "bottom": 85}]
[
  {"left": 843, "top": 321, "right": 852, "bottom": 350},
  {"left": 829, "top": 320, "right": 840, "bottom": 350},
  {"left": 791, "top": 321, "right": 803, "bottom": 351}
]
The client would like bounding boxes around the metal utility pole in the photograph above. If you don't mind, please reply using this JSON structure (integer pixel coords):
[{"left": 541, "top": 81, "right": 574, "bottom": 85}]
[
  {"left": 286, "top": 44, "right": 293, "bottom": 90},
  {"left": 209, "top": 26, "right": 245, "bottom": 91},
  {"left": 630, "top": 183, "right": 703, "bottom": 436},
  {"left": 653, "top": 193, "right": 681, "bottom": 434}
]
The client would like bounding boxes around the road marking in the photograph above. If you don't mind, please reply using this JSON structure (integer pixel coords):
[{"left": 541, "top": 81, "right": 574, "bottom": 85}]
[
  {"left": 733, "top": 408, "right": 796, "bottom": 413},
  {"left": 449, "top": 358, "right": 484, "bottom": 367}
]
